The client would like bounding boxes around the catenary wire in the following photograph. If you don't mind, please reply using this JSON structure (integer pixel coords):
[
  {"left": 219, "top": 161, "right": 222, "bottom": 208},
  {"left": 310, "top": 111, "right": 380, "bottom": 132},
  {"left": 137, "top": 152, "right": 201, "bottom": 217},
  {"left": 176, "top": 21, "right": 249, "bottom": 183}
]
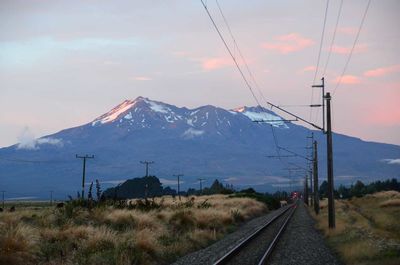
[
  {"left": 310, "top": 0, "right": 330, "bottom": 122},
  {"left": 332, "top": 0, "right": 371, "bottom": 96}
]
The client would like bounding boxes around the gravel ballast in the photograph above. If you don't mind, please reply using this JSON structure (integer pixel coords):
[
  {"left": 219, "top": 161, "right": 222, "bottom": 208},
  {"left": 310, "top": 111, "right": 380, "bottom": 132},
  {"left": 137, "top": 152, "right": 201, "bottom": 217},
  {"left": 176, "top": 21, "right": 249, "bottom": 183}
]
[
  {"left": 268, "top": 203, "right": 343, "bottom": 265},
  {"left": 223, "top": 208, "right": 293, "bottom": 265}
]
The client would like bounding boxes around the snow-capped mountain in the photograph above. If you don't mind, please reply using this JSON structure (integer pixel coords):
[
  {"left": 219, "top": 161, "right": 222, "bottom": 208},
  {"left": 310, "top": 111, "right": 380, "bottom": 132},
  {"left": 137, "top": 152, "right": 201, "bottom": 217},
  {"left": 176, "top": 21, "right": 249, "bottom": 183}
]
[
  {"left": 1, "top": 97, "right": 399, "bottom": 199},
  {"left": 90, "top": 97, "right": 287, "bottom": 132}
]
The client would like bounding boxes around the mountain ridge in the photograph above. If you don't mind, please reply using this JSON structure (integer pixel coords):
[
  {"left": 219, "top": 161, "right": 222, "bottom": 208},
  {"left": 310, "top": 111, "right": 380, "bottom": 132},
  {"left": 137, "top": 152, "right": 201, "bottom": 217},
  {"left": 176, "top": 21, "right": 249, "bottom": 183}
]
[{"left": 0, "top": 96, "right": 399, "bottom": 199}]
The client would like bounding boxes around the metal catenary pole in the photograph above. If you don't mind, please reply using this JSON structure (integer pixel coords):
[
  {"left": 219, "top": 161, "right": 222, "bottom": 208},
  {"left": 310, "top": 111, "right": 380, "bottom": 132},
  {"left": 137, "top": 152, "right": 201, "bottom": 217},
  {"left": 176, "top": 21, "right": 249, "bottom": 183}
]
[
  {"left": 325, "top": 92, "right": 335, "bottom": 228},
  {"left": 313, "top": 140, "right": 320, "bottom": 214}
]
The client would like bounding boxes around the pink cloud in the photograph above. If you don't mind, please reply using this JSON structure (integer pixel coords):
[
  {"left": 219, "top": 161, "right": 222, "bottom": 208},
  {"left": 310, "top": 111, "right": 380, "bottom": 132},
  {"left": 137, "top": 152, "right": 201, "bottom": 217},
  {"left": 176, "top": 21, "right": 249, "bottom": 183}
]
[
  {"left": 300, "top": 65, "right": 316, "bottom": 73},
  {"left": 132, "top": 76, "right": 152, "bottom": 81},
  {"left": 331, "top": 44, "right": 368, "bottom": 54},
  {"left": 337, "top": 27, "right": 358, "bottom": 35},
  {"left": 368, "top": 106, "right": 400, "bottom": 126},
  {"left": 261, "top": 33, "right": 315, "bottom": 54},
  {"left": 363, "top": 83, "right": 400, "bottom": 126},
  {"left": 335, "top": 75, "right": 361, "bottom": 84},
  {"left": 364, "top": 65, "right": 400, "bottom": 77},
  {"left": 172, "top": 51, "right": 190, "bottom": 57},
  {"left": 201, "top": 57, "right": 233, "bottom": 71}
]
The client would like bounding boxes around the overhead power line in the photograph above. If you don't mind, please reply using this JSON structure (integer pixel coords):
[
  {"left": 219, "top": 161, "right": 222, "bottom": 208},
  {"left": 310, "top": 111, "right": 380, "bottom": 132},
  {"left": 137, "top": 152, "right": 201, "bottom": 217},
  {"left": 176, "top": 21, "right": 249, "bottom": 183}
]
[
  {"left": 200, "top": 0, "right": 261, "bottom": 107},
  {"left": 310, "top": 0, "right": 330, "bottom": 122},
  {"left": 322, "top": 0, "right": 344, "bottom": 77},
  {"left": 201, "top": 0, "right": 322, "bottom": 178},
  {"left": 312, "top": 0, "right": 343, "bottom": 124},
  {"left": 333, "top": 0, "right": 371, "bottom": 95},
  {"left": 200, "top": 0, "right": 323, "bottom": 132},
  {"left": 215, "top": 0, "right": 267, "bottom": 105},
  {"left": 312, "top": 0, "right": 330, "bottom": 85},
  {"left": 215, "top": 0, "right": 295, "bottom": 174},
  {"left": 213, "top": 0, "right": 288, "bottom": 168}
]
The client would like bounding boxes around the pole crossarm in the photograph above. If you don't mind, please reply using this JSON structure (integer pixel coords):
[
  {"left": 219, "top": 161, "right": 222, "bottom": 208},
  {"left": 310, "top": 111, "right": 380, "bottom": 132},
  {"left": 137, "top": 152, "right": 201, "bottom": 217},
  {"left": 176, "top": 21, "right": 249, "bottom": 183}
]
[
  {"left": 261, "top": 104, "right": 323, "bottom": 131},
  {"left": 287, "top": 162, "right": 310, "bottom": 172},
  {"left": 76, "top": 155, "right": 94, "bottom": 159},
  {"left": 266, "top": 154, "right": 297, "bottom": 158},
  {"left": 253, "top": 119, "right": 298, "bottom": 123}
]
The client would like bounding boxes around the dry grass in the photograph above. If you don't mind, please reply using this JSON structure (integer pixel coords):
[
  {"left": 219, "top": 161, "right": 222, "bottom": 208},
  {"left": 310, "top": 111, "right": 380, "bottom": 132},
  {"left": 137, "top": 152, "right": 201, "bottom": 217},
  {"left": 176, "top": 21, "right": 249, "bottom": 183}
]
[
  {"left": 380, "top": 199, "right": 400, "bottom": 208},
  {"left": 0, "top": 222, "right": 39, "bottom": 265},
  {"left": 309, "top": 191, "right": 400, "bottom": 265},
  {"left": 0, "top": 194, "right": 267, "bottom": 265}
]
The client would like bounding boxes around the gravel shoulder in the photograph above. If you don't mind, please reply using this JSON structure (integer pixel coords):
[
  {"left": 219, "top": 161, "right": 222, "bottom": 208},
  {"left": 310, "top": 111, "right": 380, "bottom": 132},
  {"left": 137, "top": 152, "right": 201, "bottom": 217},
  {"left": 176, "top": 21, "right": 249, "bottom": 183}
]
[
  {"left": 172, "top": 206, "right": 290, "bottom": 265},
  {"left": 268, "top": 203, "right": 343, "bottom": 265}
]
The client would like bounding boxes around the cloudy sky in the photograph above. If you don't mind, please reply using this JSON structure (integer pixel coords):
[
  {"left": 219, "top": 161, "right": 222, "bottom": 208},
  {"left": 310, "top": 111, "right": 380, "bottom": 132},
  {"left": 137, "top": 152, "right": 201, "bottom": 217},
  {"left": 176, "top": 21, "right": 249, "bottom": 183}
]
[{"left": 1, "top": 0, "right": 399, "bottom": 147}]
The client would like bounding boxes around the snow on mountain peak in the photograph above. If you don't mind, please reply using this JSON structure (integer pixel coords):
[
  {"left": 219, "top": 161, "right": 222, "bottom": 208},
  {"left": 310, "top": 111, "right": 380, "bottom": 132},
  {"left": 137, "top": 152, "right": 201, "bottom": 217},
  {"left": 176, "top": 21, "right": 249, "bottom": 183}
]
[
  {"left": 91, "top": 97, "right": 177, "bottom": 126},
  {"left": 92, "top": 99, "right": 136, "bottom": 125},
  {"left": 241, "top": 111, "right": 287, "bottom": 128},
  {"left": 91, "top": 97, "right": 288, "bottom": 130},
  {"left": 232, "top": 106, "right": 288, "bottom": 128},
  {"left": 142, "top": 98, "right": 171, "bottom": 114},
  {"left": 233, "top": 106, "right": 246, "bottom": 113}
]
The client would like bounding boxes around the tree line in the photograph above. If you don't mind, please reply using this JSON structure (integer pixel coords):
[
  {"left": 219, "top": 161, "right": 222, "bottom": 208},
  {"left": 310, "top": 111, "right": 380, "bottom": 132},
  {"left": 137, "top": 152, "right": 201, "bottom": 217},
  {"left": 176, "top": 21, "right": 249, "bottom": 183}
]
[{"left": 319, "top": 178, "right": 399, "bottom": 199}]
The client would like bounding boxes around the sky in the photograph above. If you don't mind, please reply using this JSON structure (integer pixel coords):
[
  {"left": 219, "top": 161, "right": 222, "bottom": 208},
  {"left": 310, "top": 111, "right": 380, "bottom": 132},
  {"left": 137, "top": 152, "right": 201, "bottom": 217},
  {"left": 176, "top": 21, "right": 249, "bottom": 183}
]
[{"left": 0, "top": 0, "right": 399, "bottom": 147}]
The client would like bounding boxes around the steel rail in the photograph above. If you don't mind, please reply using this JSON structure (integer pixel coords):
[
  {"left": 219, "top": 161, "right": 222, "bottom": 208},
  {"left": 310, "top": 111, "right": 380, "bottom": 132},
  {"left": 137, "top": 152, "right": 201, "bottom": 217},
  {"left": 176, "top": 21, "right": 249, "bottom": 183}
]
[
  {"left": 258, "top": 205, "right": 297, "bottom": 265},
  {"left": 213, "top": 204, "right": 296, "bottom": 265}
]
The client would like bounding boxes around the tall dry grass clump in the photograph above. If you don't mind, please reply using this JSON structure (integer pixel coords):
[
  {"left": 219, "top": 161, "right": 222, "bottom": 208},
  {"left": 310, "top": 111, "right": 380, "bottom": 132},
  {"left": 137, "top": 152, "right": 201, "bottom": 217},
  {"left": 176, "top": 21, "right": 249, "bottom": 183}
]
[
  {"left": 0, "top": 194, "right": 267, "bottom": 265},
  {"left": 0, "top": 220, "right": 39, "bottom": 265},
  {"left": 309, "top": 191, "right": 400, "bottom": 265},
  {"left": 379, "top": 198, "right": 400, "bottom": 208},
  {"left": 368, "top": 190, "right": 400, "bottom": 199}
]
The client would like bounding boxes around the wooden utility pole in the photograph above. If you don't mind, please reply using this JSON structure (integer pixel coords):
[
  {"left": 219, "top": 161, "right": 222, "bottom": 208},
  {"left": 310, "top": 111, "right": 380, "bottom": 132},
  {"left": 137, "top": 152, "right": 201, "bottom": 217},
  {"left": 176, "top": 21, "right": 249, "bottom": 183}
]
[
  {"left": 76, "top": 154, "right": 94, "bottom": 199},
  {"left": 1, "top": 191, "right": 4, "bottom": 209},
  {"left": 49, "top": 190, "right": 53, "bottom": 206},
  {"left": 198, "top": 178, "right": 205, "bottom": 195},
  {"left": 144, "top": 184, "right": 149, "bottom": 199},
  {"left": 325, "top": 92, "right": 335, "bottom": 228},
  {"left": 174, "top": 174, "right": 183, "bottom": 201},
  {"left": 140, "top": 161, "right": 154, "bottom": 177},
  {"left": 313, "top": 140, "right": 320, "bottom": 214}
]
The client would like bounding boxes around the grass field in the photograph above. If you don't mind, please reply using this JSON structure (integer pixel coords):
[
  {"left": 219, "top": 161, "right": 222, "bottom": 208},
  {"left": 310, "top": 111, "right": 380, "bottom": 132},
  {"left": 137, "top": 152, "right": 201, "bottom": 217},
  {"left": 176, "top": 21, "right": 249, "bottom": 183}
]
[
  {"left": 0, "top": 195, "right": 267, "bottom": 265},
  {"left": 309, "top": 191, "right": 400, "bottom": 265}
]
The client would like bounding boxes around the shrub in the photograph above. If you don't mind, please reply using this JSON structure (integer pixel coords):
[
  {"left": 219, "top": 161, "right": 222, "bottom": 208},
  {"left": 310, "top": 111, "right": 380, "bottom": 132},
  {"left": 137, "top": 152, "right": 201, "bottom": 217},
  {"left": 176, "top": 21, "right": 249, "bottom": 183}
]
[
  {"left": 197, "top": 199, "right": 211, "bottom": 209},
  {"left": 231, "top": 209, "right": 244, "bottom": 223}
]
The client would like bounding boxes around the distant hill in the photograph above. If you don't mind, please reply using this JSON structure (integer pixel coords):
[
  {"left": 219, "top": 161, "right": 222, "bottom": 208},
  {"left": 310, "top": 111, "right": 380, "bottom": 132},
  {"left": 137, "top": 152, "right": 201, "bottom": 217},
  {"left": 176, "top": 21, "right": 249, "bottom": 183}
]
[
  {"left": 0, "top": 96, "right": 399, "bottom": 199},
  {"left": 102, "top": 176, "right": 176, "bottom": 199}
]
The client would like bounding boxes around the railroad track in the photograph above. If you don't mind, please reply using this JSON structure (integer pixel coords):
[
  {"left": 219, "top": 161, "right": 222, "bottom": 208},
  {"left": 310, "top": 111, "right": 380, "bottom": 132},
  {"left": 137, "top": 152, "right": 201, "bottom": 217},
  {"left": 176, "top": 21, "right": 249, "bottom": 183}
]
[{"left": 213, "top": 203, "right": 297, "bottom": 265}]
